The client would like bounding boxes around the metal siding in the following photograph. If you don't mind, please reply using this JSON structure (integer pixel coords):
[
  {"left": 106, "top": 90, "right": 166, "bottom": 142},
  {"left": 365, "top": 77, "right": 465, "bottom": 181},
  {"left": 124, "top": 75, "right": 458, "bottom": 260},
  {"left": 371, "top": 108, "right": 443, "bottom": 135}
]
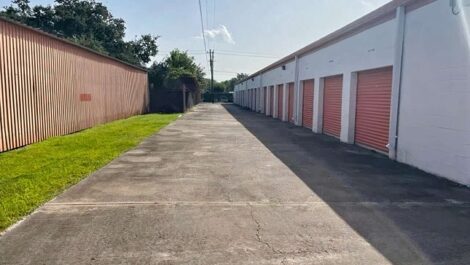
[
  {"left": 0, "top": 20, "right": 148, "bottom": 152},
  {"left": 277, "top": 84, "right": 283, "bottom": 119},
  {"left": 288, "top": 83, "right": 295, "bottom": 123},
  {"left": 355, "top": 67, "right": 392, "bottom": 152},
  {"left": 323, "top": 75, "right": 343, "bottom": 138},
  {"left": 302, "top": 79, "right": 314, "bottom": 129}
]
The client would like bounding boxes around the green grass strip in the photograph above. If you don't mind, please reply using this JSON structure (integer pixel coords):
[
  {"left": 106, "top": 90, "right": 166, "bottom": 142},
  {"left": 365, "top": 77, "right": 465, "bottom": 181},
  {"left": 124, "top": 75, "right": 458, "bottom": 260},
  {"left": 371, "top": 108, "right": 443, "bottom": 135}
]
[{"left": 0, "top": 113, "right": 179, "bottom": 231}]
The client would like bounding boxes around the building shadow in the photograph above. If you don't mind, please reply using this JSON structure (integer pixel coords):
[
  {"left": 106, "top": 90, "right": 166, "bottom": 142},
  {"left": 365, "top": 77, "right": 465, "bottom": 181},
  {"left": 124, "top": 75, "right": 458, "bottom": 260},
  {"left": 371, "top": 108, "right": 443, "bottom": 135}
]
[{"left": 222, "top": 103, "right": 470, "bottom": 265}]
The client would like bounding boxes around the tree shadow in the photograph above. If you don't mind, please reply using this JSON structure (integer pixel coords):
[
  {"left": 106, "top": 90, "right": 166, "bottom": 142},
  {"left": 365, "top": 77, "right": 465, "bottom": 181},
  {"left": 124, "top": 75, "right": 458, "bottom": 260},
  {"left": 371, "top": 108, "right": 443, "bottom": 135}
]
[{"left": 222, "top": 103, "right": 470, "bottom": 265}]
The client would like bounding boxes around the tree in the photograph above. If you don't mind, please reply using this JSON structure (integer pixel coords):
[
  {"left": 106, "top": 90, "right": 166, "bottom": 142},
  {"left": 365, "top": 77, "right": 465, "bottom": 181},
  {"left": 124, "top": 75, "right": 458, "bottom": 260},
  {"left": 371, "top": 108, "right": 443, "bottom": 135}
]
[
  {"left": 212, "top": 82, "right": 226, "bottom": 93},
  {"left": 199, "top": 73, "right": 249, "bottom": 93},
  {"left": 229, "top": 73, "right": 249, "bottom": 91},
  {"left": 218, "top": 73, "right": 249, "bottom": 92},
  {"left": 0, "top": 0, "right": 158, "bottom": 66},
  {"left": 148, "top": 49, "right": 205, "bottom": 91}
]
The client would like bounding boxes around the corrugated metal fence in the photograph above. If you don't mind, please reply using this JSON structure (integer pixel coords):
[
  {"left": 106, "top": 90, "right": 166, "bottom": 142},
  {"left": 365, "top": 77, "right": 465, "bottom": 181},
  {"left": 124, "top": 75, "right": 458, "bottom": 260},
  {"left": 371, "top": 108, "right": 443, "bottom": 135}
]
[{"left": 0, "top": 18, "right": 149, "bottom": 152}]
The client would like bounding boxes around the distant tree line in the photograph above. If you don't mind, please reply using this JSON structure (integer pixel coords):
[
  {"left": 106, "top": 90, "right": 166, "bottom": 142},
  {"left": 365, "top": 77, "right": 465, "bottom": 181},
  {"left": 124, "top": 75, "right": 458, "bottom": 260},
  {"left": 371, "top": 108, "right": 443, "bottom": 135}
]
[
  {"left": 148, "top": 51, "right": 248, "bottom": 93},
  {"left": 0, "top": 0, "right": 158, "bottom": 67},
  {"left": 209, "top": 73, "right": 249, "bottom": 93}
]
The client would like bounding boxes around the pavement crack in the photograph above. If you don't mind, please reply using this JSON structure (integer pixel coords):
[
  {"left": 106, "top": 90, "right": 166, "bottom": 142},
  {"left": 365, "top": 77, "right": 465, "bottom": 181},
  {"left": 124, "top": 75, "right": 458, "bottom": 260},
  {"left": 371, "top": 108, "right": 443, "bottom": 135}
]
[{"left": 248, "top": 203, "right": 281, "bottom": 254}]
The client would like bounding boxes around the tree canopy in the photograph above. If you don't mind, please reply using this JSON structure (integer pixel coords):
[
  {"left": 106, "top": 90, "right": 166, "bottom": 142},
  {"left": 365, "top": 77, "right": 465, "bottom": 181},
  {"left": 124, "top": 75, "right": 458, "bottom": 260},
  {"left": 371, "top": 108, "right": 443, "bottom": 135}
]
[
  {"left": 148, "top": 49, "right": 205, "bottom": 91},
  {"left": 1, "top": 0, "right": 248, "bottom": 90},
  {"left": 0, "top": 0, "right": 158, "bottom": 67},
  {"left": 206, "top": 73, "right": 249, "bottom": 93}
]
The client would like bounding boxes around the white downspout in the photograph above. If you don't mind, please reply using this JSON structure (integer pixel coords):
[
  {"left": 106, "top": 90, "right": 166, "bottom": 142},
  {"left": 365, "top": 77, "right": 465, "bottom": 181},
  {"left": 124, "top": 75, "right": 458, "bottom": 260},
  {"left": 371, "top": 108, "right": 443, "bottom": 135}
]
[
  {"left": 388, "top": 6, "right": 406, "bottom": 160},
  {"left": 294, "top": 55, "right": 302, "bottom": 125},
  {"left": 259, "top": 74, "right": 263, "bottom": 113}
]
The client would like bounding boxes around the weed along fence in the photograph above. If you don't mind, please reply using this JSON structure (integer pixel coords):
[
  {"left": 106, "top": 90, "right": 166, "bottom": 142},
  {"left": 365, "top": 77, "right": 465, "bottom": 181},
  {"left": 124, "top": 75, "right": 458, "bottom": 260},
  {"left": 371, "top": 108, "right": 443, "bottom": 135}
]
[{"left": 0, "top": 18, "right": 149, "bottom": 152}]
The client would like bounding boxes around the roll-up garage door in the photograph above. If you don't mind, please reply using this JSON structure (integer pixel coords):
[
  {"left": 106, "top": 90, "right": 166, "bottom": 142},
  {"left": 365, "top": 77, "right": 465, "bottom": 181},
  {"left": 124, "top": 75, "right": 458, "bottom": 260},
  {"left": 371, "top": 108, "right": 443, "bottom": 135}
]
[
  {"left": 252, "top": 89, "right": 255, "bottom": 110},
  {"left": 277, "top": 84, "right": 283, "bottom": 119},
  {"left": 288, "top": 83, "right": 295, "bottom": 123},
  {"left": 270, "top": 86, "right": 274, "bottom": 116},
  {"left": 245, "top": 90, "right": 250, "bottom": 108},
  {"left": 355, "top": 67, "right": 392, "bottom": 153},
  {"left": 247, "top": 90, "right": 249, "bottom": 108},
  {"left": 247, "top": 90, "right": 250, "bottom": 108},
  {"left": 256, "top": 88, "right": 259, "bottom": 111},
  {"left": 302, "top": 80, "right": 314, "bottom": 129},
  {"left": 248, "top": 89, "right": 251, "bottom": 109},
  {"left": 323, "top": 75, "right": 343, "bottom": 138},
  {"left": 255, "top": 88, "right": 258, "bottom": 111},
  {"left": 264, "top": 87, "right": 268, "bottom": 114},
  {"left": 253, "top": 89, "right": 256, "bottom": 111},
  {"left": 246, "top": 90, "right": 249, "bottom": 108},
  {"left": 251, "top": 89, "right": 253, "bottom": 110}
]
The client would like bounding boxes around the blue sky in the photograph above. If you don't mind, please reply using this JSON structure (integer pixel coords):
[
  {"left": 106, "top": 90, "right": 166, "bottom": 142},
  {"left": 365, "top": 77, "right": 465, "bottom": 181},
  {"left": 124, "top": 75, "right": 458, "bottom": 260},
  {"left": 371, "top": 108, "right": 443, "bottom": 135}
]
[{"left": 1, "top": 0, "right": 391, "bottom": 81}]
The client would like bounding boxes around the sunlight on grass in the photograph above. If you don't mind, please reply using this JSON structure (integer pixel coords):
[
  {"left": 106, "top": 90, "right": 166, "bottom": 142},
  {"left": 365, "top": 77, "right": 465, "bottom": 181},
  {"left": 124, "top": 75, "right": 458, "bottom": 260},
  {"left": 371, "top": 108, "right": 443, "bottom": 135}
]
[{"left": 0, "top": 113, "right": 179, "bottom": 231}]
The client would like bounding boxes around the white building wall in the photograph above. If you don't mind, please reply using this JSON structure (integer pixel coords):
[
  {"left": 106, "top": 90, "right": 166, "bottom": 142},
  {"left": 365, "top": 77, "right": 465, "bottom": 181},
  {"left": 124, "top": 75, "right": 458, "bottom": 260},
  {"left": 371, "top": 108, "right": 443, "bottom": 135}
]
[
  {"left": 297, "top": 20, "right": 395, "bottom": 80},
  {"left": 261, "top": 60, "right": 296, "bottom": 87},
  {"left": 234, "top": 0, "right": 470, "bottom": 186},
  {"left": 240, "top": 16, "right": 397, "bottom": 131},
  {"left": 298, "top": 19, "right": 396, "bottom": 141},
  {"left": 397, "top": 0, "right": 470, "bottom": 185}
]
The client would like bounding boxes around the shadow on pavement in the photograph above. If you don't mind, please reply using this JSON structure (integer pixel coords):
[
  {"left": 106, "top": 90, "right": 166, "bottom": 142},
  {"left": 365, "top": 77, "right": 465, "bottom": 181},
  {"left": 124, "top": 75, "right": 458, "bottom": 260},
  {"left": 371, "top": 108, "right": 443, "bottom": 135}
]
[{"left": 223, "top": 103, "right": 470, "bottom": 265}]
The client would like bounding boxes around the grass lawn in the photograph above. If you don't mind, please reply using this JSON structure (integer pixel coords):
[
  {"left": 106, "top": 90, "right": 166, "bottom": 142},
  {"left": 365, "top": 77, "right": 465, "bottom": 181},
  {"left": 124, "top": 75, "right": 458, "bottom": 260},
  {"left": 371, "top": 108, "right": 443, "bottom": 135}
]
[{"left": 0, "top": 113, "right": 179, "bottom": 231}]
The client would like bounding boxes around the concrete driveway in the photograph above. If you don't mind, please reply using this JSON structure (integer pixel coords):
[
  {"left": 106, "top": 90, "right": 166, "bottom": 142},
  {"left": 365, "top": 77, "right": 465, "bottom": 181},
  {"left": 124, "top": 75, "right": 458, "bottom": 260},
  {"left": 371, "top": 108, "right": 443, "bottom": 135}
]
[{"left": 1, "top": 103, "right": 470, "bottom": 265}]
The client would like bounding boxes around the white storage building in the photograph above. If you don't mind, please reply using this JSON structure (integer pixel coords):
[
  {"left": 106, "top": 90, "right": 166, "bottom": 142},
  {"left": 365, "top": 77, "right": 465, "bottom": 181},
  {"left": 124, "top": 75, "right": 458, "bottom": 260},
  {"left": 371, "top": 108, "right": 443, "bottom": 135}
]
[{"left": 234, "top": 0, "right": 470, "bottom": 186}]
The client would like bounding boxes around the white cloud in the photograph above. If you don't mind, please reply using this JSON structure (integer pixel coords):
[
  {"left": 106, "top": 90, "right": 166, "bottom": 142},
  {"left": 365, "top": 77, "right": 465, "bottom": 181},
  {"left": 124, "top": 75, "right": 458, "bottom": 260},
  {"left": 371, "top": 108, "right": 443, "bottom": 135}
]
[{"left": 200, "top": 25, "right": 235, "bottom": 45}]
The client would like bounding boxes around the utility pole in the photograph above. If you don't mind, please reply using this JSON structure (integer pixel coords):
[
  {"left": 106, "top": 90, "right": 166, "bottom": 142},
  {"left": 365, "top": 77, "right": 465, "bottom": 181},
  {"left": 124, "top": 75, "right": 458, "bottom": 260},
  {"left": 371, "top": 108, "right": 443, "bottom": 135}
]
[{"left": 209, "top": 49, "right": 214, "bottom": 102}]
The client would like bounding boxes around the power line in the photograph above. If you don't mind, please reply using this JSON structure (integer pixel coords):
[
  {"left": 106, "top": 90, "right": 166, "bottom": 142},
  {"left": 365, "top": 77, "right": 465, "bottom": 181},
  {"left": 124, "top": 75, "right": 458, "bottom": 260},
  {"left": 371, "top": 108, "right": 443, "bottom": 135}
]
[
  {"left": 158, "top": 50, "right": 278, "bottom": 60},
  {"left": 216, "top": 52, "right": 278, "bottom": 59},
  {"left": 212, "top": 0, "right": 216, "bottom": 50},
  {"left": 160, "top": 49, "right": 279, "bottom": 57},
  {"left": 214, "top": 70, "right": 240, "bottom": 74},
  {"left": 205, "top": 0, "right": 211, "bottom": 50},
  {"left": 205, "top": 0, "right": 209, "bottom": 32},
  {"left": 215, "top": 72, "right": 239, "bottom": 75},
  {"left": 197, "top": 0, "right": 209, "bottom": 67},
  {"left": 217, "top": 50, "right": 280, "bottom": 57},
  {"left": 158, "top": 50, "right": 205, "bottom": 53}
]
